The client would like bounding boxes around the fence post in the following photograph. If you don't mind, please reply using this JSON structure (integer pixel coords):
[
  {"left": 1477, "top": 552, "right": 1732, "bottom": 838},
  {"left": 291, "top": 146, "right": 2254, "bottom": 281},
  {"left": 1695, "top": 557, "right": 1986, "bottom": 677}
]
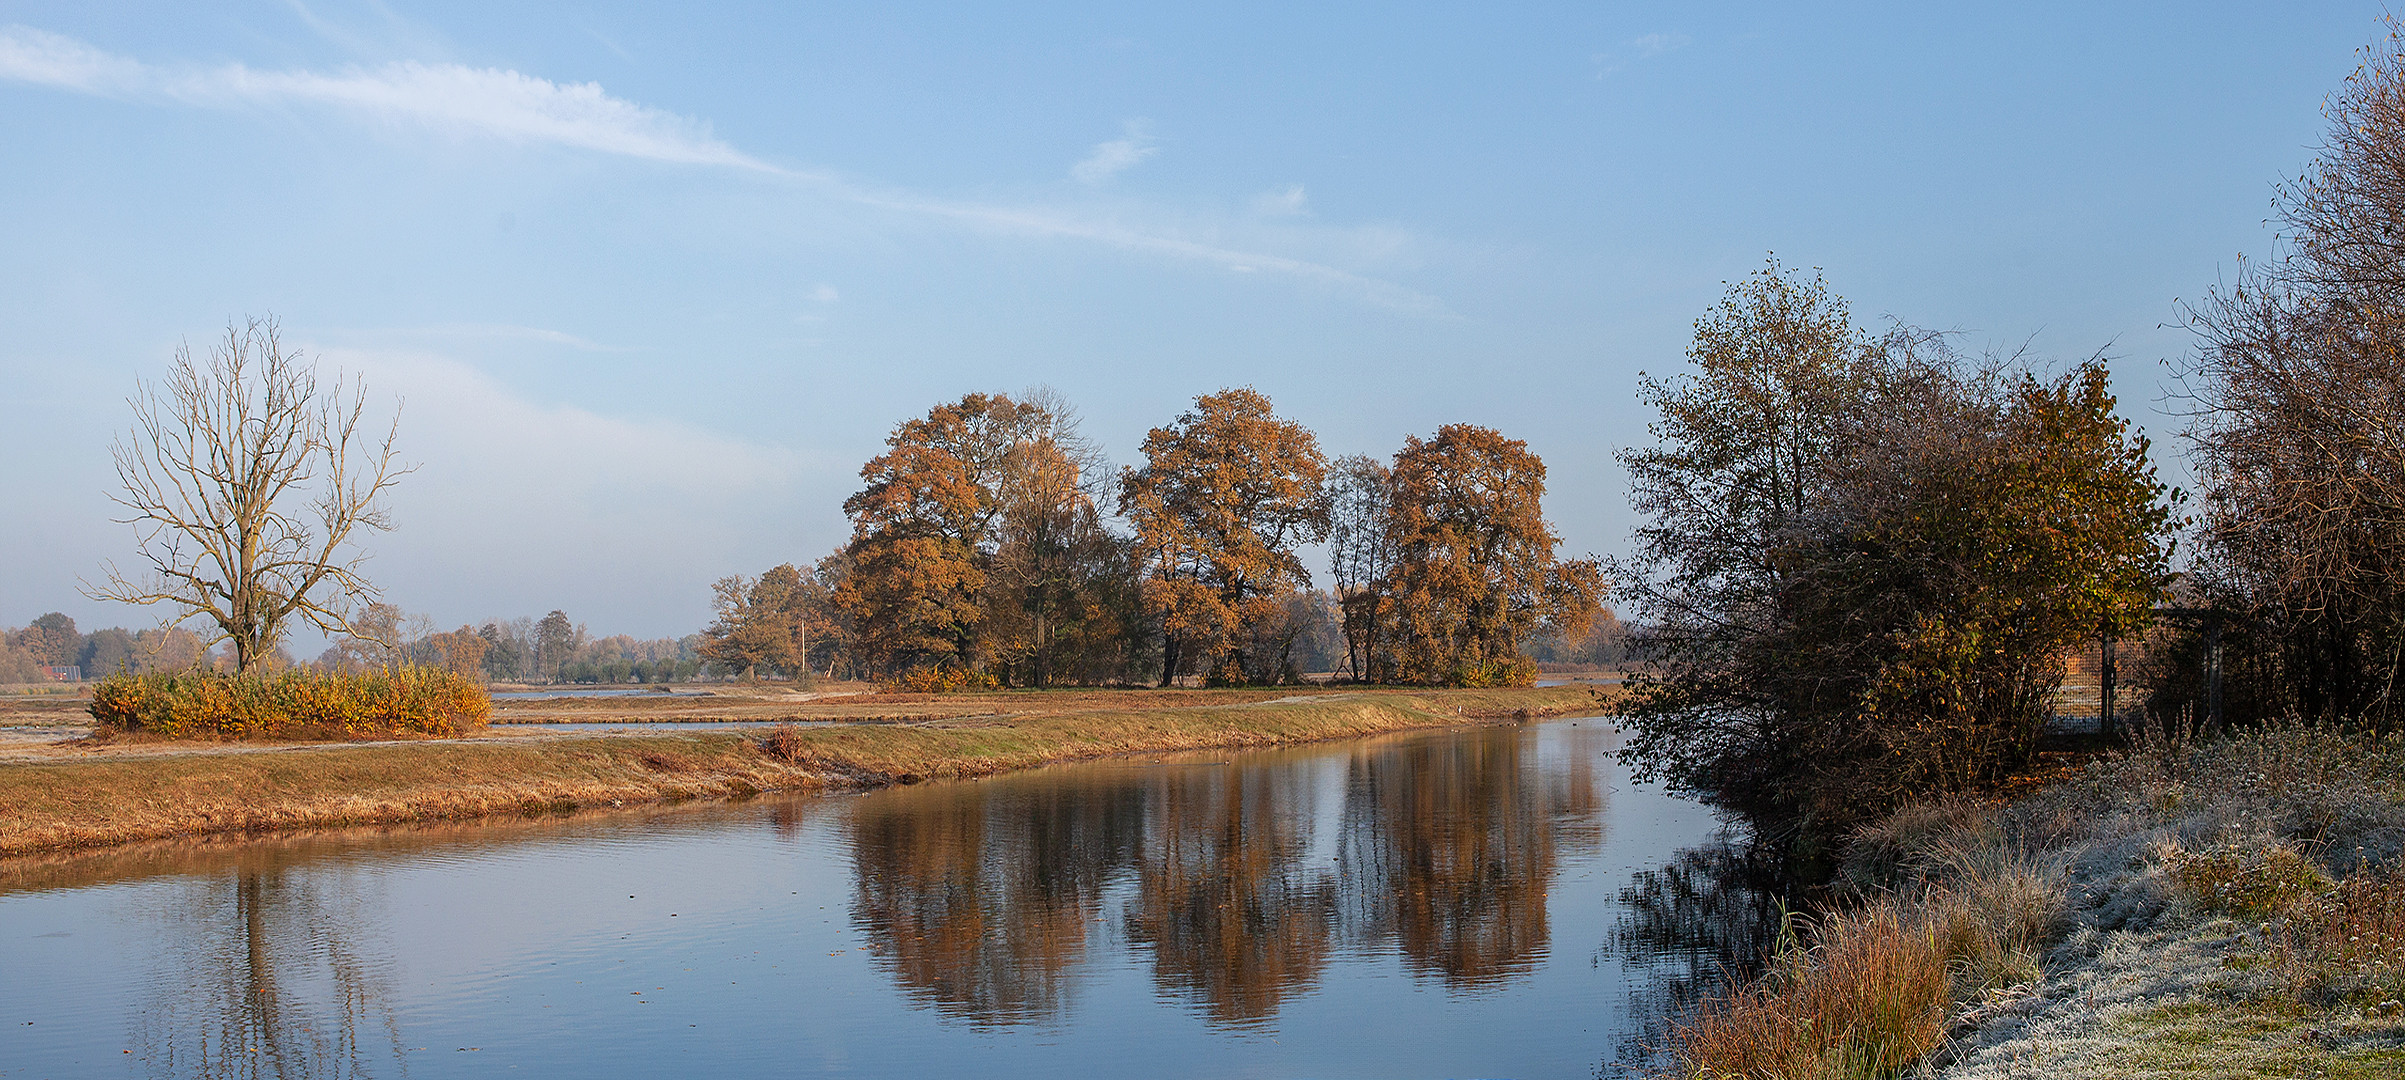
[
  {"left": 2099, "top": 630, "right": 2117, "bottom": 740},
  {"left": 2204, "top": 613, "right": 2224, "bottom": 729}
]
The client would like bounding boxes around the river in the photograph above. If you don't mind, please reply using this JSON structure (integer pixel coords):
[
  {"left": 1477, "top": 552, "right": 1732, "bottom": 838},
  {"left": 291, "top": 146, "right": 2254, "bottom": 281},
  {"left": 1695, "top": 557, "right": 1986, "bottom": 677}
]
[{"left": 0, "top": 717, "right": 1745, "bottom": 1079}]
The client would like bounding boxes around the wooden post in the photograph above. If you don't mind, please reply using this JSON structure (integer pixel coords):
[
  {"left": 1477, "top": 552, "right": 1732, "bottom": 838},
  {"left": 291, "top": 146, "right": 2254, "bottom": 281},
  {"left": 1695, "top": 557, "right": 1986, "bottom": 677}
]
[
  {"left": 2204, "top": 613, "right": 2224, "bottom": 729},
  {"left": 2099, "top": 630, "right": 2117, "bottom": 740}
]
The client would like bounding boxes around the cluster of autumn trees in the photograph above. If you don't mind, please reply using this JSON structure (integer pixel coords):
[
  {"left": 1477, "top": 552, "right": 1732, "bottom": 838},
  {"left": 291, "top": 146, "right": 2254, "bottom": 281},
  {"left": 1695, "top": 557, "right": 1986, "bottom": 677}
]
[
  {"left": 702, "top": 388, "right": 1599, "bottom": 687},
  {"left": 1611, "top": 26, "right": 2405, "bottom": 839}
]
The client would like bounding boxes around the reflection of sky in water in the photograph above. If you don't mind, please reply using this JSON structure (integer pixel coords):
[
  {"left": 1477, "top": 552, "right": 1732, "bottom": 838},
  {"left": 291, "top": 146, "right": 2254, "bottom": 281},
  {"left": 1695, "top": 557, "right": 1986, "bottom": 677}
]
[{"left": 0, "top": 719, "right": 1725, "bottom": 1079}]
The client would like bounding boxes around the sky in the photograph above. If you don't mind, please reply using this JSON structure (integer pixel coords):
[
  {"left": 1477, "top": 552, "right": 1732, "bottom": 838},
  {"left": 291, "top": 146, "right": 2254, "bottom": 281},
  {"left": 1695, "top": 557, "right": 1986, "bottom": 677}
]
[{"left": 0, "top": 2, "right": 2385, "bottom": 649}]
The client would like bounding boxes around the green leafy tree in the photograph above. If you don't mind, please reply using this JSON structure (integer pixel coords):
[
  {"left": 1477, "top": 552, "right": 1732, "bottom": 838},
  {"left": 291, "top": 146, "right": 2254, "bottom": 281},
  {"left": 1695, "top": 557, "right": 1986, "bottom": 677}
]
[
  {"left": 535, "top": 610, "right": 579, "bottom": 683},
  {"left": 1616, "top": 264, "right": 2174, "bottom": 833},
  {"left": 478, "top": 619, "right": 533, "bottom": 682},
  {"left": 79, "top": 626, "right": 137, "bottom": 676}
]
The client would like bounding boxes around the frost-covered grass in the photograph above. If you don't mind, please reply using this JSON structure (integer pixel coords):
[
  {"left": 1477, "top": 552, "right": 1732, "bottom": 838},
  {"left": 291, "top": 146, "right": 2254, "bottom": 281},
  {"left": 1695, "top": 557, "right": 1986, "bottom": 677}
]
[
  {"left": 1928, "top": 718, "right": 2405, "bottom": 1079},
  {"left": 1935, "top": 917, "right": 2405, "bottom": 1078},
  {"left": 1654, "top": 718, "right": 2405, "bottom": 1079}
]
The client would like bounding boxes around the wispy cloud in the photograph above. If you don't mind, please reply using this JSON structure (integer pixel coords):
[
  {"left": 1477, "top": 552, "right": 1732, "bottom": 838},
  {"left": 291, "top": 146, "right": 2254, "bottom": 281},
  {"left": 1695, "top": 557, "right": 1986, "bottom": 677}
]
[
  {"left": 1252, "top": 184, "right": 1309, "bottom": 217},
  {"left": 844, "top": 187, "right": 1446, "bottom": 315},
  {"left": 0, "top": 25, "right": 143, "bottom": 91},
  {"left": 0, "top": 25, "right": 766, "bottom": 168},
  {"left": 1071, "top": 120, "right": 1157, "bottom": 185},
  {"left": 1633, "top": 32, "right": 1689, "bottom": 59},
  {"left": 0, "top": 25, "right": 1446, "bottom": 315},
  {"left": 1594, "top": 30, "right": 1691, "bottom": 78}
]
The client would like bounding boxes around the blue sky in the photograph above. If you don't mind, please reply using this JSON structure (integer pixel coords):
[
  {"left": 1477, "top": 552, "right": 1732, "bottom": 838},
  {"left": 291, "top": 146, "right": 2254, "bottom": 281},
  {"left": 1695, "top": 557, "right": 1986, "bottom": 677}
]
[{"left": 0, "top": 2, "right": 2382, "bottom": 646}]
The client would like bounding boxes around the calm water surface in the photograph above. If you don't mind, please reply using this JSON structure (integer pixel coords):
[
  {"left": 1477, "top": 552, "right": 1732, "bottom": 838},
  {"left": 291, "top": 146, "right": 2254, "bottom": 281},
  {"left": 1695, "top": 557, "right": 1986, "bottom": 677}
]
[{"left": 0, "top": 718, "right": 1732, "bottom": 1079}]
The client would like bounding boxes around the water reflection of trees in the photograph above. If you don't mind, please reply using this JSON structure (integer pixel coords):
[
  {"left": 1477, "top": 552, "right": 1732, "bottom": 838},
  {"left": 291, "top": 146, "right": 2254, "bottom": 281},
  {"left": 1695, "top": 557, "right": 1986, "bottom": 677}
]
[
  {"left": 1123, "top": 764, "right": 1334, "bottom": 1026},
  {"left": 1602, "top": 834, "right": 1796, "bottom": 1069},
  {"left": 848, "top": 780, "right": 1144, "bottom": 1024},
  {"left": 1339, "top": 727, "right": 1603, "bottom": 985},
  {"left": 846, "top": 724, "right": 1606, "bottom": 1028},
  {"left": 133, "top": 858, "right": 404, "bottom": 1080}
]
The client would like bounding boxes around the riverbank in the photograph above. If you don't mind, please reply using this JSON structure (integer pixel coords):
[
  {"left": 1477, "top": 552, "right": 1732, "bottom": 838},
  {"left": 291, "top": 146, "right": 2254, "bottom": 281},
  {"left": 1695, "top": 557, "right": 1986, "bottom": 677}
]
[
  {"left": 1658, "top": 719, "right": 2405, "bottom": 1078},
  {"left": 0, "top": 684, "right": 1604, "bottom": 857}
]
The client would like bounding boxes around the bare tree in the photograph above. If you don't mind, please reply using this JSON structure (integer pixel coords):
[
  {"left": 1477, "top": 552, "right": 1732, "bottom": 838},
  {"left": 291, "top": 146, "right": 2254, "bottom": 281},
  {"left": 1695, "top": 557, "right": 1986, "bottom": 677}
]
[
  {"left": 1327, "top": 454, "right": 1394, "bottom": 681},
  {"left": 86, "top": 317, "right": 408, "bottom": 673},
  {"left": 2177, "top": 21, "right": 2405, "bottom": 726}
]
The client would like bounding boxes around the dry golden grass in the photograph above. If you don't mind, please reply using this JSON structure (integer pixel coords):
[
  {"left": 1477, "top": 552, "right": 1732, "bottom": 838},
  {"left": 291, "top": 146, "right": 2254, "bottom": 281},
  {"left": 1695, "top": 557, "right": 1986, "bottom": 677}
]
[
  {"left": 1668, "top": 874, "right": 2060, "bottom": 1080},
  {"left": 484, "top": 683, "right": 1556, "bottom": 725},
  {"left": 0, "top": 685, "right": 1605, "bottom": 857},
  {"left": 1671, "top": 905, "right": 1954, "bottom": 1080}
]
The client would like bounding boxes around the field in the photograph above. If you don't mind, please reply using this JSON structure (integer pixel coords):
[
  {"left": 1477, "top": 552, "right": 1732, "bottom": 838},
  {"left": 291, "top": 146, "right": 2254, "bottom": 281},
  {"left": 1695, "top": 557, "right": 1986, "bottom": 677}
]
[{"left": 0, "top": 683, "right": 1609, "bottom": 857}]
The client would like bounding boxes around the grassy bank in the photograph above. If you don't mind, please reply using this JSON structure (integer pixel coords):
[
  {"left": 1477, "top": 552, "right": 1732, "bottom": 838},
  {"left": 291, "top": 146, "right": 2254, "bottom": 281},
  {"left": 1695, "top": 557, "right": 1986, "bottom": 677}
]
[
  {"left": 1654, "top": 719, "right": 2405, "bottom": 1079},
  {"left": 0, "top": 685, "right": 1602, "bottom": 857}
]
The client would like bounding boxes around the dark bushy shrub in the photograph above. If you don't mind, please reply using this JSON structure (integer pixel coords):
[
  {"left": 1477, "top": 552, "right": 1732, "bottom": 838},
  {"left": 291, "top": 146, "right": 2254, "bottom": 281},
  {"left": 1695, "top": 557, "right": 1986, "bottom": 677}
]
[{"left": 88, "top": 666, "right": 490, "bottom": 740}]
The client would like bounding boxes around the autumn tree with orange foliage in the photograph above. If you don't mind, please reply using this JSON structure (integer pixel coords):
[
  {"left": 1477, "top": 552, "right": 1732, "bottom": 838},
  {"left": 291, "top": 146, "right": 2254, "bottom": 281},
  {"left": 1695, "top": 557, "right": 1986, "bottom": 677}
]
[
  {"left": 833, "top": 390, "right": 1137, "bottom": 684},
  {"left": 1119, "top": 388, "right": 1331, "bottom": 685},
  {"left": 1382, "top": 425, "right": 1602, "bottom": 686},
  {"left": 700, "top": 563, "right": 814, "bottom": 680},
  {"left": 980, "top": 408, "right": 1145, "bottom": 687},
  {"left": 837, "top": 393, "right": 1049, "bottom": 675}
]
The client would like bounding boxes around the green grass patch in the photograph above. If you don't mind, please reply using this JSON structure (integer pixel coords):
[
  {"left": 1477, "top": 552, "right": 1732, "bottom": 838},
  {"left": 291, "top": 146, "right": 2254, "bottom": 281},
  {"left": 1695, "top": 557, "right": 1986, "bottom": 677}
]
[{"left": 2099, "top": 1001, "right": 2405, "bottom": 1079}]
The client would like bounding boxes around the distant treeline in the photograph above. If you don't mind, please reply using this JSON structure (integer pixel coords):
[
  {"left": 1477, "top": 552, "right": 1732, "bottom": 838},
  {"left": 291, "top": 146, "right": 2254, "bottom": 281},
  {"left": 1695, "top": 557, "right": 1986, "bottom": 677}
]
[
  {"left": 700, "top": 388, "right": 1608, "bottom": 688},
  {"left": 0, "top": 614, "right": 208, "bottom": 681},
  {"left": 1, "top": 608, "right": 706, "bottom": 687},
  {"left": 311, "top": 605, "right": 707, "bottom": 685}
]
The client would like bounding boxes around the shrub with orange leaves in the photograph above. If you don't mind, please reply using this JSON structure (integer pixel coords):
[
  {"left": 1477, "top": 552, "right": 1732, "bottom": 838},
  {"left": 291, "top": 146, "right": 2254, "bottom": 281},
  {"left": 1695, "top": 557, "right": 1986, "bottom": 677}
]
[{"left": 87, "top": 665, "right": 490, "bottom": 740}]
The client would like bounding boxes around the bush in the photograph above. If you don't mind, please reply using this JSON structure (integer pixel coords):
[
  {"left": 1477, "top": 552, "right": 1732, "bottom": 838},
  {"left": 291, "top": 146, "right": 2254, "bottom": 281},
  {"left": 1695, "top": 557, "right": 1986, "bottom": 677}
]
[
  {"left": 1446, "top": 656, "right": 1536, "bottom": 688},
  {"left": 757, "top": 723, "right": 811, "bottom": 763},
  {"left": 2171, "top": 842, "right": 2333, "bottom": 919},
  {"left": 88, "top": 666, "right": 490, "bottom": 740}
]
